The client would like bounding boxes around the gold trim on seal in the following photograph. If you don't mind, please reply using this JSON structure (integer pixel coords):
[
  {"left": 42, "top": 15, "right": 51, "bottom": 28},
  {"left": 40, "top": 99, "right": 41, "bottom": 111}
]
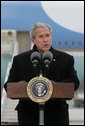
[{"left": 27, "top": 76, "right": 53, "bottom": 103}]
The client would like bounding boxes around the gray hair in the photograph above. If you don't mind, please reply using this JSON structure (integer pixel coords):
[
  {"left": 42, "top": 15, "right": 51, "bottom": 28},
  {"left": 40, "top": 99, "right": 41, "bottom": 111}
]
[{"left": 30, "top": 22, "right": 52, "bottom": 38}]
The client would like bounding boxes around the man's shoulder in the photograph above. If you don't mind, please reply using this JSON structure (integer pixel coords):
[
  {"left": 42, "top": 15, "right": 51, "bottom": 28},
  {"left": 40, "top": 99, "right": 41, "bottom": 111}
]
[
  {"left": 14, "top": 50, "right": 32, "bottom": 59},
  {"left": 53, "top": 48, "right": 73, "bottom": 58}
]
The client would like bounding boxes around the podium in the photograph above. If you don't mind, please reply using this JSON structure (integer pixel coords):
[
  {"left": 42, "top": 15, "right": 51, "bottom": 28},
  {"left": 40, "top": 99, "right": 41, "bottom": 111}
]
[
  {"left": 7, "top": 81, "right": 74, "bottom": 125},
  {"left": 7, "top": 81, "right": 74, "bottom": 99}
]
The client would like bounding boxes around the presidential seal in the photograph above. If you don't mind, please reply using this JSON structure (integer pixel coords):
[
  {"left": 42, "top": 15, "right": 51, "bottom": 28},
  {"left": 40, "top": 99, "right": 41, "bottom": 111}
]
[{"left": 27, "top": 76, "right": 53, "bottom": 103}]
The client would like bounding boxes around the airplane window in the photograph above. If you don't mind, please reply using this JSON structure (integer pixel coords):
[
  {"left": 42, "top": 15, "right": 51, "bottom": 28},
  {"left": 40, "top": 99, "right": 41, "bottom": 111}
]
[
  {"left": 72, "top": 41, "right": 75, "bottom": 45},
  {"left": 58, "top": 41, "right": 61, "bottom": 45},
  {"left": 65, "top": 41, "right": 68, "bottom": 45},
  {"left": 8, "top": 31, "right": 12, "bottom": 36},
  {"left": 78, "top": 41, "right": 81, "bottom": 45}
]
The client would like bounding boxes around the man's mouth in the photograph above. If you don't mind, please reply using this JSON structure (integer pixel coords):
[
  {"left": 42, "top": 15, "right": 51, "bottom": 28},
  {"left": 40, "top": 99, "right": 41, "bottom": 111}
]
[{"left": 43, "top": 44, "right": 49, "bottom": 47}]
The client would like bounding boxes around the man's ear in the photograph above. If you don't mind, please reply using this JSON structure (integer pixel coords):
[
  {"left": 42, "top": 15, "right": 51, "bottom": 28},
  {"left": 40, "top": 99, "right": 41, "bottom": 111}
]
[{"left": 31, "top": 38, "right": 35, "bottom": 44}]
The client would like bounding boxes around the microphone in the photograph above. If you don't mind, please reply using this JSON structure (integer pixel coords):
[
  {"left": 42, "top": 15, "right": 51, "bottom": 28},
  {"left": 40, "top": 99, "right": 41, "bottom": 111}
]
[
  {"left": 31, "top": 51, "right": 41, "bottom": 68},
  {"left": 42, "top": 51, "right": 53, "bottom": 69}
]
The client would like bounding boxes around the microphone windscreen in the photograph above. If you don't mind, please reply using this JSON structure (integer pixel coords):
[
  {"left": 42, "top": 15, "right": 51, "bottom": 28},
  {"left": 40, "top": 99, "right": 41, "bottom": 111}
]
[
  {"left": 42, "top": 51, "right": 53, "bottom": 62},
  {"left": 31, "top": 51, "right": 41, "bottom": 61}
]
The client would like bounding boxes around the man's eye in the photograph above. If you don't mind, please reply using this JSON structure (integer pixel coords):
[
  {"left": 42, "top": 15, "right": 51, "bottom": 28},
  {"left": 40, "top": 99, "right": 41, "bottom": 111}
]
[
  {"left": 46, "top": 34, "right": 50, "bottom": 37},
  {"left": 39, "top": 35, "right": 43, "bottom": 38}
]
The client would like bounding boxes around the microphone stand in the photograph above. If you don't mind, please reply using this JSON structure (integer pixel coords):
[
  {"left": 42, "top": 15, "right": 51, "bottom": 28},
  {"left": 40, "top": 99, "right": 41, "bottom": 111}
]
[
  {"left": 36, "top": 62, "right": 51, "bottom": 125},
  {"left": 38, "top": 62, "right": 50, "bottom": 125},
  {"left": 38, "top": 71, "right": 45, "bottom": 125},
  {"left": 39, "top": 102, "right": 45, "bottom": 125}
]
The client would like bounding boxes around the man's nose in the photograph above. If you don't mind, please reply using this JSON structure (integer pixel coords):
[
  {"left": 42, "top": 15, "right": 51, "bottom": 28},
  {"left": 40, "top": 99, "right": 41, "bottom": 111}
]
[{"left": 43, "top": 36, "right": 48, "bottom": 42}]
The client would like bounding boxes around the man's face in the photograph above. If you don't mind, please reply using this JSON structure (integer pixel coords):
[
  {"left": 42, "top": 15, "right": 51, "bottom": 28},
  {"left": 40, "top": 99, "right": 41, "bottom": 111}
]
[{"left": 32, "top": 27, "right": 52, "bottom": 52}]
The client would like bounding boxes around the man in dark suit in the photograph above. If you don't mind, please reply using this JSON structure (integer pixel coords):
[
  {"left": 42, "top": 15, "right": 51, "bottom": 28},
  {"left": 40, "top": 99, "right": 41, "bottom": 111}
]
[{"left": 4, "top": 22, "right": 80, "bottom": 125}]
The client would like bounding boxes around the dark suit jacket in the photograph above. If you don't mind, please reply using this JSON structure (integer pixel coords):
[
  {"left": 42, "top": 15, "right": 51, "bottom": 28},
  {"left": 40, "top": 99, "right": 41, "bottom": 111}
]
[{"left": 4, "top": 45, "right": 80, "bottom": 111}]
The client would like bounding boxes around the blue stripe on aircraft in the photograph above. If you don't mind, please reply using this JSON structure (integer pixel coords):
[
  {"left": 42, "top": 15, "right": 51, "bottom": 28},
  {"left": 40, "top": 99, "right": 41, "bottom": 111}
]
[{"left": 1, "top": 1, "right": 84, "bottom": 50}]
